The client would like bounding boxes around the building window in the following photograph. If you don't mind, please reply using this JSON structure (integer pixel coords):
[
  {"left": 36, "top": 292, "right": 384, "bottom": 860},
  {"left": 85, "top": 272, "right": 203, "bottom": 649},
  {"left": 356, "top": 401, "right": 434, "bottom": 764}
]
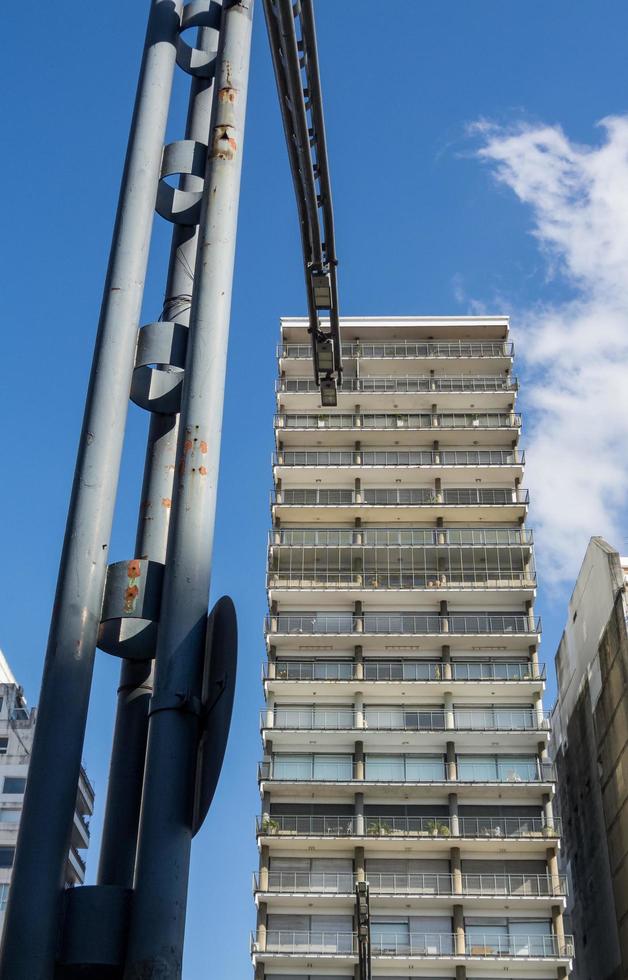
[
  {"left": 0, "top": 883, "right": 8, "bottom": 911},
  {"left": 0, "top": 737, "right": 8, "bottom": 755},
  {"left": 3, "top": 777, "right": 26, "bottom": 795},
  {"left": 0, "top": 848, "right": 15, "bottom": 868},
  {"left": 0, "top": 809, "right": 20, "bottom": 823}
]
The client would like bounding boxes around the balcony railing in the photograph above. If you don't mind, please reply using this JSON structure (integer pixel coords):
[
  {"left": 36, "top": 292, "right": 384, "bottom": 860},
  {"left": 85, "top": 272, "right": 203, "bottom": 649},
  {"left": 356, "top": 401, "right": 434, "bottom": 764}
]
[
  {"left": 273, "top": 487, "right": 530, "bottom": 507},
  {"left": 267, "top": 569, "right": 535, "bottom": 591},
  {"left": 274, "top": 449, "right": 524, "bottom": 467},
  {"left": 277, "top": 376, "right": 518, "bottom": 394},
  {"left": 253, "top": 931, "right": 573, "bottom": 958},
  {"left": 271, "top": 527, "right": 533, "bottom": 547},
  {"left": 279, "top": 341, "right": 514, "bottom": 359},
  {"left": 253, "top": 871, "right": 565, "bottom": 898},
  {"left": 256, "top": 814, "right": 561, "bottom": 839},
  {"left": 265, "top": 612, "right": 541, "bottom": 636},
  {"left": 258, "top": 760, "right": 555, "bottom": 784},
  {"left": 275, "top": 411, "right": 522, "bottom": 431},
  {"left": 265, "top": 661, "right": 546, "bottom": 683},
  {"left": 261, "top": 707, "right": 549, "bottom": 732}
]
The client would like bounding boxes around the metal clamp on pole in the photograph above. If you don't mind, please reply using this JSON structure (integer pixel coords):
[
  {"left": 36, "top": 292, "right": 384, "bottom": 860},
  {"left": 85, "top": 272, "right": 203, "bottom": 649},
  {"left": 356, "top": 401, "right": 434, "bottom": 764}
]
[{"left": 263, "top": 0, "right": 342, "bottom": 404}]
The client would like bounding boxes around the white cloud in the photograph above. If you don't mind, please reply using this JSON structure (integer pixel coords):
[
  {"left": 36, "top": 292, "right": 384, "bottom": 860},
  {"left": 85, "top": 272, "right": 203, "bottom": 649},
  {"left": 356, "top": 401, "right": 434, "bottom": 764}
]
[{"left": 474, "top": 116, "right": 628, "bottom": 584}]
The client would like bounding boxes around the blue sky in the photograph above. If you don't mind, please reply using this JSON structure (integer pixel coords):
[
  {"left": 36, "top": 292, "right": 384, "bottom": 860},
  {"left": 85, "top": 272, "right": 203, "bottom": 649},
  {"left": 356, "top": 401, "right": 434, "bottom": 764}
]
[{"left": 3, "top": 1, "right": 628, "bottom": 976}]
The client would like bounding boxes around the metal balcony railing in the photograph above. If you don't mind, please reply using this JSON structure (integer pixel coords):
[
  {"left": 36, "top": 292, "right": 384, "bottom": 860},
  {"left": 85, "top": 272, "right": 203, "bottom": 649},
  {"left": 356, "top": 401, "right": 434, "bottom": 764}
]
[
  {"left": 277, "top": 376, "right": 518, "bottom": 394},
  {"left": 258, "top": 759, "right": 555, "bottom": 784},
  {"left": 365, "top": 815, "right": 560, "bottom": 839},
  {"left": 265, "top": 661, "right": 546, "bottom": 683},
  {"left": 278, "top": 341, "right": 514, "bottom": 359},
  {"left": 271, "top": 527, "right": 533, "bottom": 547},
  {"left": 265, "top": 612, "right": 541, "bottom": 636},
  {"left": 261, "top": 707, "right": 549, "bottom": 732},
  {"left": 255, "top": 930, "right": 356, "bottom": 955},
  {"left": 253, "top": 930, "right": 574, "bottom": 958},
  {"left": 267, "top": 569, "right": 535, "bottom": 591},
  {"left": 273, "top": 487, "right": 531, "bottom": 507},
  {"left": 275, "top": 411, "right": 522, "bottom": 431},
  {"left": 253, "top": 870, "right": 566, "bottom": 897},
  {"left": 255, "top": 871, "right": 355, "bottom": 893},
  {"left": 255, "top": 814, "right": 561, "bottom": 839},
  {"left": 274, "top": 449, "right": 524, "bottom": 467},
  {"left": 257, "top": 814, "right": 356, "bottom": 836}
]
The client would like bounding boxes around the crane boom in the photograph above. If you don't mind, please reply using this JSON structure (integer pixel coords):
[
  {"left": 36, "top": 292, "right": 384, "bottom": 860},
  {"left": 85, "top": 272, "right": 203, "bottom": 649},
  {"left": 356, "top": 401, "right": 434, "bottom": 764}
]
[{"left": 263, "top": 0, "right": 342, "bottom": 401}]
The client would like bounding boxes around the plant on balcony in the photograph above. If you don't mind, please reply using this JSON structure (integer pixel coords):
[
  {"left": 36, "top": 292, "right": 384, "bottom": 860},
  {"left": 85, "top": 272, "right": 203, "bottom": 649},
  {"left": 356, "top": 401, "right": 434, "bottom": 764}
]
[
  {"left": 261, "top": 817, "right": 280, "bottom": 835},
  {"left": 367, "top": 819, "right": 391, "bottom": 836},
  {"left": 425, "top": 819, "right": 450, "bottom": 837}
]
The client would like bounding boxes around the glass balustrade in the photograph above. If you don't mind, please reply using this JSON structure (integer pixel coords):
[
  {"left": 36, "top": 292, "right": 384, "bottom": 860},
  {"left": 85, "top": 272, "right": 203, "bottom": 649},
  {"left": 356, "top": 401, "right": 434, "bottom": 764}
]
[
  {"left": 254, "top": 930, "right": 573, "bottom": 957},
  {"left": 261, "top": 707, "right": 548, "bottom": 731},
  {"left": 256, "top": 813, "right": 561, "bottom": 839},
  {"left": 274, "top": 449, "right": 524, "bottom": 466},
  {"left": 273, "top": 487, "right": 530, "bottom": 507},
  {"left": 265, "top": 660, "right": 546, "bottom": 682},
  {"left": 275, "top": 411, "right": 522, "bottom": 430},
  {"left": 279, "top": 341, "right": 514, "bottom": 358},
  {"left": 265, "top": 612, "right": 541, "bottom": 635},
  {"left": 277, "top": 376, "right": 518, "bottom": 394}
]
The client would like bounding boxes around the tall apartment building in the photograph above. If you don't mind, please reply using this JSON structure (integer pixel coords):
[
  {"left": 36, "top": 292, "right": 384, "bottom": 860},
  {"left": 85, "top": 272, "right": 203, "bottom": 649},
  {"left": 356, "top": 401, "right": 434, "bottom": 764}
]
[
  {"left": 552, "top": 537, "right": 628, "bottom": 980},
  {"left": 251, "top": 316, "right": 573, "bottom": 980},
  {"left": 0, "top": 650, "right": 94, "bottom": 936}
]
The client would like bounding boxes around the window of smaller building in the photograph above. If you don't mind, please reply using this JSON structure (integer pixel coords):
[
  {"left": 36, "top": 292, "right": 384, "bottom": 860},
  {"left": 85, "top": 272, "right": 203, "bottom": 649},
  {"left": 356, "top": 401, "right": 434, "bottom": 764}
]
[
  {"left": 0, "top": 737, "right": 8, "bottom": 754},
  {"left": 0, "top": 848, "right": 15, "bottom": 868},
  {"left": 3, "top": 777, "right": 26, "bottom": 794},
  {"left": 0, "top": 809, "right": 20, "bottom": 823}
]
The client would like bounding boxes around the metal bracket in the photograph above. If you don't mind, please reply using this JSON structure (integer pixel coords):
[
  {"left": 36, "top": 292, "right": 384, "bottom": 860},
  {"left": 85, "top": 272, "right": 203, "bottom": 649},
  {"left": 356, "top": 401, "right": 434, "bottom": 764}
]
[
  {"left": 57, "top": 885, "right": 132, "bottom": 972},
  {"left": 176, "top": 0, "right": 222, "bottom": 77},
  {"left": 148, "top": 690, "right": 202, "bottom": 718},
  {"left": 192, "top": 595, "right": 237, "bottom": 835},
  {"left": 98, "top": 558, "right": 164, "bottom": 661},
  {"left": 155, "top": 139, "right": 207, "bottom": 225},
  {"left": 130, "top": 320, "right": 189, "bottom": 414}
]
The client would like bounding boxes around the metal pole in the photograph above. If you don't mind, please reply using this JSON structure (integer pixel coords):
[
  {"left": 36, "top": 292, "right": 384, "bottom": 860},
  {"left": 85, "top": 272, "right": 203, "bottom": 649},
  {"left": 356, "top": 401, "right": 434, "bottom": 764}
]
[
  {"left": 98, "top": 35, "right": 219, "bottom": 889},
  {"left": 123, "top": 2, "right": 254, "bottom": 976},
  {"left": 0, "top": 2, "right": 182, "bottom": 976}
]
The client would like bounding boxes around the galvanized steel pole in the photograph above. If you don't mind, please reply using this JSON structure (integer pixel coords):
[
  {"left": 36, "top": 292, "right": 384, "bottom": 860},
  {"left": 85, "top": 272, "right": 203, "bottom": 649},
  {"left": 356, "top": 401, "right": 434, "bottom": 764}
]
[
  {"left": 98, "top": 39, "right": 219, "bottom": 890},
  {"left": 123, "top": 2, "right": 254, "bottom": 976},
  {"left": 0, "top": 2, "right": 182, "bottom": 976}
]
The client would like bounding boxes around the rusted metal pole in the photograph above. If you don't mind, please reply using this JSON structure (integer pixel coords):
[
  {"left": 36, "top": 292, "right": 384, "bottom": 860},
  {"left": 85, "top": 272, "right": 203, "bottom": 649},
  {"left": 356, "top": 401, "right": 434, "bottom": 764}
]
[
  {"left": 0, "top": 4, "right": 182, "bottom": 976},
  {"left": 123, "top": 3, "right": 254, "bottom": 976},
  {"left": 97, "top": 32, "right": 219, "bottom": 889}
]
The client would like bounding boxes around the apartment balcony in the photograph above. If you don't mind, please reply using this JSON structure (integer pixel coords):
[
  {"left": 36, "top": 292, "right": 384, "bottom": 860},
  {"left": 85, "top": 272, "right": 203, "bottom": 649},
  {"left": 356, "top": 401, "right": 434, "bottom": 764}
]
[
  {"left": 66, "top": 846, "right": 86, "bottom": 886},
  {"left": 278, "top": 340, "right": 514, "bottom": 375},
  {"left": 271, "top": 526, "right": 533, "bottom": 549},
  {"left": 256, "top": 813, "right": 561, "bottom": 845},
  {"left": 71, "top": 809, "right": 90, "bottom": 849},
  {"left": 266, "top": 568, "right": 536, "bottom": 604},
  {"left": 258, "top": 760, "right": 555, "bottom": 801},
  {"left": 274, "top": 410, "right": 522, "bottom": 447},
  {"left": 271, "top": 486, "right": 530, "bottom": 522},
  {"left": 251, "top": 929, "right": 573, "bottom": 965},
  {"left": 253, "top": 871, "right": 566, "bottom": 909},
  {"left": 260, "top": 707, "right": 549, "bottom": 751},
  {"left": 273, "top": 448, "right": 525, "bottom": 484},
  {"left": 276, "top": 376, "right": 517, "bottom": 410},
  {"left": 263, "top": 660, "right": 546, "bottom": 698},
  {"left": 265, "top": 612, "right": 541, "bottom": 651}
]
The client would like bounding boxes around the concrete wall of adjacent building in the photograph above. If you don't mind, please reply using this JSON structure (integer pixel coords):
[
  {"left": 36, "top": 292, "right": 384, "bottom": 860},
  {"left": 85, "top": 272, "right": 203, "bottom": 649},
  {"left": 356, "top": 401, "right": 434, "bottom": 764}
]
[
  {"left": 552, "top": 536, "right": 628, "bottom": 980},
  {"left": 594, "top": 591, "right": 628, "bottom": 972}
]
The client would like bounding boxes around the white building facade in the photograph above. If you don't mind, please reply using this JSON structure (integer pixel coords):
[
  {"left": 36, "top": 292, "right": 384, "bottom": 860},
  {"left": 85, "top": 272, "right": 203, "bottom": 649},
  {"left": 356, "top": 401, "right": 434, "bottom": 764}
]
[
  {"left": 252, "top": 316, "right": 573, "bottom": 980},
  {"left": 0, "top": 651, "right": 94, "bottom": 936}
]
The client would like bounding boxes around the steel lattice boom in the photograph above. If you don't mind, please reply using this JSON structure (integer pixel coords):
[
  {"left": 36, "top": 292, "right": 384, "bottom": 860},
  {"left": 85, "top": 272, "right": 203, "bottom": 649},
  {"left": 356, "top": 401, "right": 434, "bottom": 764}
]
[{"left": 263, "top": 0, "right": 342, "bottom": 403}]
